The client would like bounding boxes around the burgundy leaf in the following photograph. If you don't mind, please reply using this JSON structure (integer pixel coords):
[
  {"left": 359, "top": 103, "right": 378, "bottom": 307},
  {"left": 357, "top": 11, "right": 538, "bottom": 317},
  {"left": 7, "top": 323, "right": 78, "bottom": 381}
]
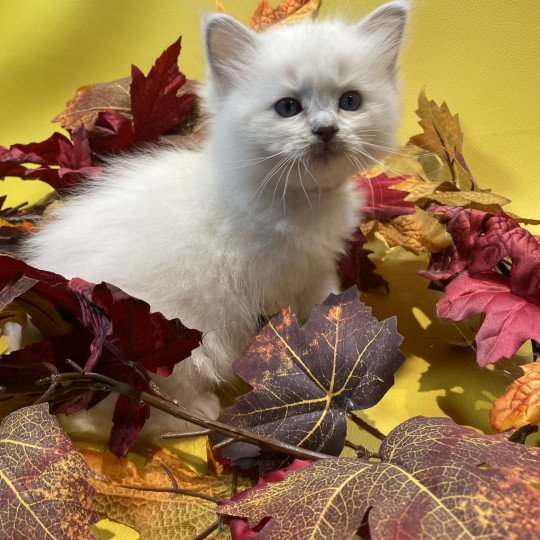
[
  {"left": 130, "top": 38, "right": 195, "bottom": 142},
  {"left": 0, "top": 256, "right": 201, "bottom": 455},
  {"left": 357, "top": 173, "right": 415, "bottom": 221},
  {"left": 337, "top": 229, "right": 389, "bottom": 292}
]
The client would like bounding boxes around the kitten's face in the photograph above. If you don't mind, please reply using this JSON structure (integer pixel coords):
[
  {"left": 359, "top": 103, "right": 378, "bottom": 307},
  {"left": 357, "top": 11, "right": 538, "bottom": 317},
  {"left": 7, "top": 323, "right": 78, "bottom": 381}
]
[{"left": 205, "top": 3, "right": 407, "bottom": 196}]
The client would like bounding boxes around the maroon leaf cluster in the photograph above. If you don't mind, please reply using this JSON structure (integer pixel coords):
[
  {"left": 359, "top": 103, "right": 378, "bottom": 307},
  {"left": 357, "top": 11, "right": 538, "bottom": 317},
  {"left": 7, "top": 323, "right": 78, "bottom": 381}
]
[
  {"left": 0, "top": 38, "right": 194, "bottom": 192},
  {"left": 419, "top": 206, "right": 540, "bottom": 365},
  {"left": 0, "top": 256, "right": 201, "bottom": 455}
]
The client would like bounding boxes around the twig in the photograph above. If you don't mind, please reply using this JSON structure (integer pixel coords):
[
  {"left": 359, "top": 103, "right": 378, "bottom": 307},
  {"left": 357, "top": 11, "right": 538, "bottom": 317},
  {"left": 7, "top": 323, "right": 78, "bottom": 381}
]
[
  {"left": 212, "top": 437, "right": 241, "bottom": 451},
  {"left": 231, "top": 467, "right": 238, "bottom": 497},
  {"left": 192, "top": 520, "right": 220, "bottom": 540},
  {"left": 161, "top": 429, "right": 212, "bottom": 440},
  {"left": 118, "top": 483, "right": 219, "bottom": 503},
  {"left": 345, "top": 440, "right": 377, "bottom": 460},
  {"left": 160, "top": 463, "right": 178, "bottom": 490},
  {"left": 347, "top": 412, "right": 386, "bottom": 441}
]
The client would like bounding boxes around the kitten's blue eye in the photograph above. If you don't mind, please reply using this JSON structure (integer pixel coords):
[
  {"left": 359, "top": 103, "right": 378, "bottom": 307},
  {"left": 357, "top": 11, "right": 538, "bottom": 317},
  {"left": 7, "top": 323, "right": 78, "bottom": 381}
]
[
  {"left": 275, "top": 98, "right": 302, "bottom": 117},
  {"left": 339, "top": 91, "right": 362, "bottom": 111}
]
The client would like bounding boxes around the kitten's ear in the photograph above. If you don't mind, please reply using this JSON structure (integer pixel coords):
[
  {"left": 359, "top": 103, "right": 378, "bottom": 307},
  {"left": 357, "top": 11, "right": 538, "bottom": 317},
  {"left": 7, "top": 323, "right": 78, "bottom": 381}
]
[
  {"left": 356, "top": 1, "right": 409, "bottom": 74},
  {"left": 204, "top": 14, "right": 257, "bottom": 95}
]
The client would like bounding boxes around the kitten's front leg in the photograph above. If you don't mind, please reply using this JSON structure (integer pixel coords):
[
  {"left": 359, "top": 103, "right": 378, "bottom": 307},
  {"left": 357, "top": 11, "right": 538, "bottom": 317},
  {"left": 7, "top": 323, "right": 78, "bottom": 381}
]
[{"left": 295, "top": 270, "right": 340, "bottom": 323}]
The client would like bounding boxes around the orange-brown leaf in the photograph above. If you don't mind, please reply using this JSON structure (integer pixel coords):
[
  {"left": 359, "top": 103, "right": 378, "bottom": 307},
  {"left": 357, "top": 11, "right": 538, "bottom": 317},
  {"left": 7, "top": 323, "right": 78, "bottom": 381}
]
[
  {"left": 490, "top": 362, "right": 540, "bottom": 431},
  {"left": 53, "top": 77, "right": 132, "bottom": 132},
  {"left": 376, "top": 207, "right": 453, "bottom": 254},
  {"left": 248, "top": 0, "right": 321, "bottom": 31},
  {"left": 0, "top": 404, "right": 98, "bottom": 539},
  {"left": 81, "top": 447, "right": 241, "bottom": 539},
  {"left": 409, "top": 90, "right": 480, "bottom": 191}
]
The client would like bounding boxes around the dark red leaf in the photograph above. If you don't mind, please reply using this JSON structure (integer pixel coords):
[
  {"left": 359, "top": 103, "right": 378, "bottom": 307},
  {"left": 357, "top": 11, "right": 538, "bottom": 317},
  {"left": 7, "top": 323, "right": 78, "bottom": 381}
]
[
  {"left": 337, "top": 229, "right": 389, "bottom": 292},
  {"left": 88, "top": 110, "right": 135, "bottom": 154},
  {"left": 130, "top": 38, "right": 195, "bottom": 142},
  {"left": 0, "top": 256, "right": 202, "bottom": 455}
]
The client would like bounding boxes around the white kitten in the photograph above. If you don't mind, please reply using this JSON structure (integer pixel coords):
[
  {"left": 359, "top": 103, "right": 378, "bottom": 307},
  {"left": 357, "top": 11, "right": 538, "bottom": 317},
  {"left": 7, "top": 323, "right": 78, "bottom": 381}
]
[{"left": 23, "top": 2, "right": 408, "bottom": 442}]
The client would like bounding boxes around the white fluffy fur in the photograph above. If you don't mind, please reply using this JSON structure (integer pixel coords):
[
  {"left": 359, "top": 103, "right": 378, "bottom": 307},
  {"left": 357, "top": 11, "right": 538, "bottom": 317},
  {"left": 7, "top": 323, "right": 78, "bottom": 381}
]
[{"left": 23, "top": 2, "right": 408, "bottom": 442}]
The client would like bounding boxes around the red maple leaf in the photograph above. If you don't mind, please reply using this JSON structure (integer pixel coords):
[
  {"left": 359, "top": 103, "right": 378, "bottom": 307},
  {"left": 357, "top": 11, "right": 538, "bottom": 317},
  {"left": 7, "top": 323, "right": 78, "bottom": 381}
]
[
  {"left": 437, "top": 271, "right": 540, "bottom": 366},
  {"left": 0, "top": 256, "right": 201, "bottom": 455}
]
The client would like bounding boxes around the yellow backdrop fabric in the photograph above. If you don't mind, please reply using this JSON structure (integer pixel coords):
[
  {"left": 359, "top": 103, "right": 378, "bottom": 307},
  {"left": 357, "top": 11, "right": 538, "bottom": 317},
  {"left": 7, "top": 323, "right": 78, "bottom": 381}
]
[{"left": 1, "top": 4, "right": 538, "bottom": 536}]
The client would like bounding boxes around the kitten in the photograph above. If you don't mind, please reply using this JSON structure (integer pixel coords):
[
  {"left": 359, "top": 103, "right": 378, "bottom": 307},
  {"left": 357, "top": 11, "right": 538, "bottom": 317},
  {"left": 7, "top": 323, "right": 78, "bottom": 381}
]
[{"left": 23, "top": 2, "right": 408, "bottom": 441}]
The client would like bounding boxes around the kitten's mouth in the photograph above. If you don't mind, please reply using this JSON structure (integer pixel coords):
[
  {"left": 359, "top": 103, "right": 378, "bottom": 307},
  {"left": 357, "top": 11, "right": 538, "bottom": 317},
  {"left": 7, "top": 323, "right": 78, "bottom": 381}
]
[{"left": 312, "top": 144, "right": 339, "bottom": 164}]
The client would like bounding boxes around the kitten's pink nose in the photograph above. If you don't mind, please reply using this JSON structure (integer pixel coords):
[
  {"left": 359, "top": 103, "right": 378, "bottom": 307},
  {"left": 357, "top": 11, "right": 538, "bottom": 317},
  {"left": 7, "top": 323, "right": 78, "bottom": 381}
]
[{"left": 313, "top": 126, "right": 338, "bottom": 143}]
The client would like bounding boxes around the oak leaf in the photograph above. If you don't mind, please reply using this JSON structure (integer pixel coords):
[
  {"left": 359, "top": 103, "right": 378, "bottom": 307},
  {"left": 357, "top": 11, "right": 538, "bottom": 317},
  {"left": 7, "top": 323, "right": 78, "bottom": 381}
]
[
  {"left": 490, "top": 362, "right": 540, "bottom": 431},
  {"left": 218, "top": 417, "right": 540, "bottom": 540},
  {"left": 215, "top": 287, "right": 404, "bottom": 463},
  {"left": 81, "top": 447, "right": 239, "bottom": 540},
  {"left": 0, "top": 404, "right": 99, "bottom": 539},
  {"left": 409, "top": 90, "right": 480, "bottom": 191}
]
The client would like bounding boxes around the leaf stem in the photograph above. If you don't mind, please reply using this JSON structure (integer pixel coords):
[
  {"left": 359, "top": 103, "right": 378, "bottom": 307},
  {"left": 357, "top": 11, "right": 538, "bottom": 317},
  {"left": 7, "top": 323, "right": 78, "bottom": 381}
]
[{"left": 347, "top": 412, "right": 386, "bottom": 441}]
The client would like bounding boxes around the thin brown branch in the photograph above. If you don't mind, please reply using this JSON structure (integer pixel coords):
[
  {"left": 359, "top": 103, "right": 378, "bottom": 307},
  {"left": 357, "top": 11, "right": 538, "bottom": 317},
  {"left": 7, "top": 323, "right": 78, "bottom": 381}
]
[
  {"left": 118, "top": 483, "right": 219, "bottom": 503},
  {"left": 347, "top": 412, "right": 386, "bottom": 441},
  {"left": 212, "top": 437, "right": 241, "bottom": 451},
  {"left": 161, "top": 429, "right": 212, "bottom": 440},
  {"left": 160, "top": 463, "right": 179, "bottom": 490}
]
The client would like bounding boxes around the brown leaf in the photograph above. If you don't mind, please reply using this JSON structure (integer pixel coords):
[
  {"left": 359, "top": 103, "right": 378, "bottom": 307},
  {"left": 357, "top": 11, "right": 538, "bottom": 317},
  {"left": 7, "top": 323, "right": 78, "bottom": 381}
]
[
  {"left": 53, "top": 77, "right": 132, "bottom": 132},
  {"left": 409, "top": 90, "right": 480, "bottom": 191},
  {"left": 376, "top": 207, "right": 453, "bottom": 254},
  {"left": 426, "top": 189, "right": 511, "bottom": 208},
  {"left": 219, "top": 417, "right": 540, "bottom": 540},
  {"left": 392, "top": 176, "right": 444, "bottom": 201},
  {"left": 248, "top": 0, "right": 321, "bottom": 31},
  {"left": 0, "top": 404, "right": 99, "bottom": 539},
  {"left": 490, "top": 362, "right": 540, "bottom": 431},
  {"left": 81, "top": 447, "right": 240, "bottom": 539}
]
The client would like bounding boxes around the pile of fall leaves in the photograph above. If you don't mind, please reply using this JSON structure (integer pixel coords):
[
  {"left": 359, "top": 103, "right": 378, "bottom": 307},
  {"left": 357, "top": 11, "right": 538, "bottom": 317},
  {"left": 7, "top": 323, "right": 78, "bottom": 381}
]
[{"left": 0, "top": 1, "right": 539, "bottom": 539}]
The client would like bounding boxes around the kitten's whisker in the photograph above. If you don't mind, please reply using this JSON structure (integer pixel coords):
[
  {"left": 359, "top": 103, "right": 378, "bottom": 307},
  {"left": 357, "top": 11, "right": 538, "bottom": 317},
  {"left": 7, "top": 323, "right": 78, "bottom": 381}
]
[{"left": 297, "top": 158, "right": 314, "bottom": 215}]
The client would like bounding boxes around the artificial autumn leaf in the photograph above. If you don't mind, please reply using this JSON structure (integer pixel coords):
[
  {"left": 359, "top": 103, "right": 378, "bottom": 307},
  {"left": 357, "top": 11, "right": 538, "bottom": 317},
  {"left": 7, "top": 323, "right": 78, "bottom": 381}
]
[
  {"left": 81, "top": 447, "right": 237, "bottom": 540},
  {"left": 374, "top": 206, "right": 453, "bottom": 255},
  {"left": 215, "top": 287, "right": 404, "bottom": 463},
  {"left": 357, "top": 172, "right": 415, "bottom": 221},
  {"left": 247, "top": 0, "right": 321, "bottom": 31},
  {"left": 409, "top": 90, "right": 480, "bottom": 191},
  {"left": 0, "top": 129, "right": 101, "bottom": 191},
  {"left": 490, "top": 362, "right": 540, "bottom": 431},
  {"left": 0, "top": 256, "right": 201, "bottom": 455},
  {"left": 218, "top": 416, "right": 540, "bottom": 540},
  {"left": 437, "top": 271, "right": 540, "bottom": 366},
  {"left": 0, "top": 404, "right": 99, "bottom": 539},
  {"left": 53, "top": 77, "right": 132, "bottom": 132},
  {"left": 337, "top": 229, "right": 389, "bottom": 292}
]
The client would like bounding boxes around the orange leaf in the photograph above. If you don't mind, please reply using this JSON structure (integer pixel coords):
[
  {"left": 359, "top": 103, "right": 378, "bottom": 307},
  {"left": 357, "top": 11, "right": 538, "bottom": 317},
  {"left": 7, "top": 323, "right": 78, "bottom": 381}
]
[
  {"left": 81, "top": 447, "right": 247, "bottom": 539},
  {"left": 248, "top": 0, "right": 321, "bottom": 31},
  {"left": 490, "top": 362, "right": 540, "bottom": 431}
]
